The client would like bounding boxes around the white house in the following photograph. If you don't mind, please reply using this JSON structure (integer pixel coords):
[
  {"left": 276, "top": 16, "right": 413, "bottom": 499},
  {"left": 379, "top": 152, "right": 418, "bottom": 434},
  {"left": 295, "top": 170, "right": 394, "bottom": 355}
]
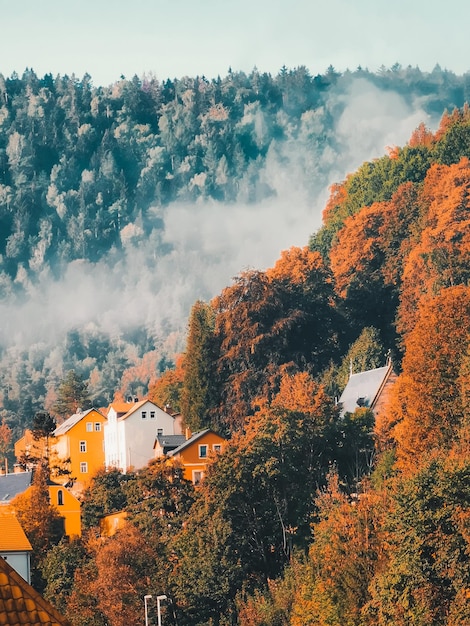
[{"left": 104, "top": 399, "right": 182, "bottom": 472}]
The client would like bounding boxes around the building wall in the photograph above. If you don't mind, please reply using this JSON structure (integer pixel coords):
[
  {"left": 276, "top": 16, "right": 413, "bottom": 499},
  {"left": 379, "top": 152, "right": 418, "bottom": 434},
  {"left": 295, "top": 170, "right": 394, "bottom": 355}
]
[
  {"left": 48, "top": 485, "right": 81, "bottom": 537},
  {"left": 0, "top": 552, "right": 30, "bottom": 583},
  {"left": 53, "top": 409, "right": 107, "bottom": 489},
  {"left": 105, "top": 401, "right": 179, "bottom": 472},
  {"left": 174, "top": 432, "right": 225, "bottom": 483}
]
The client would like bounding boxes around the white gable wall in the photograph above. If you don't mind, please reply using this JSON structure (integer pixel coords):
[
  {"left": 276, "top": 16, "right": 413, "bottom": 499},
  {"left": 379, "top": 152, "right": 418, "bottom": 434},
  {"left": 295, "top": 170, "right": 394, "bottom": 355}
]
[{"left": 105, "top": 401, "right": 179, "bottom": 472}]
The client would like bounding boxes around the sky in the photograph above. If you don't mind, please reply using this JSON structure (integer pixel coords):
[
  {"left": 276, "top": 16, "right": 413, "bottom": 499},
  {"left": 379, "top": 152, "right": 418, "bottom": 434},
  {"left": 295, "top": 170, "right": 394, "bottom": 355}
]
[{"left": 2, "top": 0, "right": 470, "bottom": 86}]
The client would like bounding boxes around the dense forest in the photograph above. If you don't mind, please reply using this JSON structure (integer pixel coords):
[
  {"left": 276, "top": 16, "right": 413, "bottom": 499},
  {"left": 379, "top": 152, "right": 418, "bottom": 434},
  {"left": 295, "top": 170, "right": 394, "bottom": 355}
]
[
  {"left": 3, "top": 60, "right": 470, "bottom": 624},
  {"left": 0, "top": 63, "right": 469, "bottom": 444}
]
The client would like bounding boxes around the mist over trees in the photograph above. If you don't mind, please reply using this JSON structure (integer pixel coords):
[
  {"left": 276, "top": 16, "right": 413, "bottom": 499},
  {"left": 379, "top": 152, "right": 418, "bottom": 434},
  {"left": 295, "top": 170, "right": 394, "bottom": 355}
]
[{"left": 0, "top": 63, "right": 469, "bottom": 442}]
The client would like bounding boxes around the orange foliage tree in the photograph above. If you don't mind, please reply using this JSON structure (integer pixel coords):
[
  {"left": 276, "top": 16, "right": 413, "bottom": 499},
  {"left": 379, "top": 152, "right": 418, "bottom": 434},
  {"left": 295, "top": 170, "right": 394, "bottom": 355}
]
[
  {"left": 389, "top": 286, "right": 470, "bottom": 470},
  {"left": 398, "top": 158, "right": 470, "bottom": 336}
]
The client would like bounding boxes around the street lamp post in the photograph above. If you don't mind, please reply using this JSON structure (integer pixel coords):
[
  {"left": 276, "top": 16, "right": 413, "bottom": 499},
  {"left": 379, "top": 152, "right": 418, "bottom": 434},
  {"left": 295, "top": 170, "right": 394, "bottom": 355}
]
[
  {"left": 156, "top": 595, "right": 167, "bottom": 626},
  {"left": 144, "top": 594, "right": 152, "bottom": 626}
]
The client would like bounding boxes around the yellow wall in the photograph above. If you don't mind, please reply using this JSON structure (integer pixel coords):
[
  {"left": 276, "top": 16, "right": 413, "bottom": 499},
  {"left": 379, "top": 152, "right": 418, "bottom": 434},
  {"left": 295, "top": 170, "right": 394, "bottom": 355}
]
[
  {"left": 53, "top": 409, "right": 106, "bottom": 490},
  {"left": 48, "top": 484, "right": 82, "bottom": 537},
  {"left": 173, "top": 432, "right": 225, "bottom": 483},
  {"left": 100, "top": 511, "right": 128, "bottom": 537}
]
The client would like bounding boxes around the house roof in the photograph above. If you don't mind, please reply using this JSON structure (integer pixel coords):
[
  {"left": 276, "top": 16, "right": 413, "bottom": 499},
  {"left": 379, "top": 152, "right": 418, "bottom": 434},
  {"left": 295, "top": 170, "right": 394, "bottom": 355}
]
[
  {"left": 106, "top": 401, "right": 136, "bottom": 416},
  {"left": 0, "top": 508, "right": 32, "bottom": 552},
  {"left": 53, "top": 407, "right": 105, "bottom": 436},
  {"left": 0, "top": 555, "right": 72, "bottom": 625},
  {"left": 154, "top": 434, "right": 186, "bottom": 451},
  {"left": 0, "top": 472, "right": 33, "bottom": 503},
  {"left": 168, "top": 430, "right": 213, "bottom": 456},
  {"left": 338, "top": 363, "right": 393, "bottom": 417}
]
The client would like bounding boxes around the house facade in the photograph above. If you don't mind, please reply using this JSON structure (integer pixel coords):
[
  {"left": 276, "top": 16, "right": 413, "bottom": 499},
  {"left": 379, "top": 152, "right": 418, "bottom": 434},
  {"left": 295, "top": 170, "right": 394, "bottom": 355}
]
[
  {"left": 52, "top": 407, "right": 107, "bottom": 490},
  {"left": 168, "top": 429, "right": 226, "bottom": 484},
  {"left": 104, "top": 399, "right": 182, "bottom": 472},
  {"left": 0, "top": 471, "right": 81, "bottom": 538},
  {"left": 0, "top": 508, "right": 32, "bottom": 583}
]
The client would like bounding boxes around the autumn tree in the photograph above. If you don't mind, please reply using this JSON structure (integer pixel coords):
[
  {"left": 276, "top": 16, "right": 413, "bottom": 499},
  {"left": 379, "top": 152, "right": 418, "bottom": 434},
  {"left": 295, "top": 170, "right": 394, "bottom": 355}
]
[
  {"left": 397, "top": 158, "right": 470, "bottom": 336},
  {"left": 364, "top": 457, "right": 470, "bottom": 626},
  {"left": 213, "top": 249, "right": 340, "bottom": 430},
  {"left": 390, "top": 285, "right": 470, "bottom": 470},
  {"left": 11, "top": 461, "right": 65, "bottom": 590},
  {"left": 0, "top": 418, "right": 12, "bottom": 472},
  {"left": 148, "top": 354, "right": 185, "bottom": 412}
]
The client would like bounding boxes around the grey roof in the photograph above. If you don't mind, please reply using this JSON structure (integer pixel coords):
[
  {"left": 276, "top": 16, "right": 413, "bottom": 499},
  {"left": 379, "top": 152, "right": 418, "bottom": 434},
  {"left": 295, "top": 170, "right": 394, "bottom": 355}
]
[
  {"left": 338, "top": 364, "right": 392, "bottom": 417},
  {"left": 155, "top": 434, "right": 186, "bottom": 449},
  {"left": 54, "top": 408, "right": 104, "bottom": 436},
  {"left": 0, "top": 471, "right": 33, "bottom": 503},
  {"left": 168, "top": 429, "right": 212, "bottom": 456}
]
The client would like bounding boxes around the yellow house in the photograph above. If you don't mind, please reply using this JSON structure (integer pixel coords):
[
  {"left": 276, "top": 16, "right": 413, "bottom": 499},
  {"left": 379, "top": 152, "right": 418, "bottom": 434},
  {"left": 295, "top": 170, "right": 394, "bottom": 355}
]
[
  {"left": 14, "top": 430, "right": 49, "bottom": 469},
  {"left": 0, "top": 471, "right": 82, "bottom": 538},
  {"left": 100, "top": 511, "right": 128, "bottom": 537},
  {"left": 52, "top": 407, "right": 107, "bottom": 492},
  {"left": 167, "top": 429, "right": 226, "bottom": 484},
  {"left": 48, "top": 480, "right": 82, "bottom": 537}
]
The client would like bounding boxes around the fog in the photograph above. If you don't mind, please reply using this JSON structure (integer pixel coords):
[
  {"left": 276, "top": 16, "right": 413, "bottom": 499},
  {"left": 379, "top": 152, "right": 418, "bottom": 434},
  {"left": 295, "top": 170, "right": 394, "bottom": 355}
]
[{"left": 0, "top": 79, "right": 436, "bottom": 356}]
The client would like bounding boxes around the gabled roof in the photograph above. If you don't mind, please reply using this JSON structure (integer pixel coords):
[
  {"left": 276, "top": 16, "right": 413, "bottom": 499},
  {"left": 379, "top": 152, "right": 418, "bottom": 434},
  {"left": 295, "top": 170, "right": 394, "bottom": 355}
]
[
  {"left": 53, "top": 407, "right": 105, "bottom": 436},
  {"left": 338, "top": 363, "right": 393, "bottom": 417},
  {"left": 0, "top": 555, "right": 71, "bottom": 625},
  {"left": 154, "top": 434, "right": 186, "bottom": 451},
  {"left": 0, "top": 472, "right": 33, "bottom": 503},
  {"left": 0, "top": 508, "right": 32, "bottom": 552},
  {"left": 106, "top": 401, "right": 136, "bottom": 416},
  {"left": 168, "top": 429, "right": 214, "bottom": 456}
]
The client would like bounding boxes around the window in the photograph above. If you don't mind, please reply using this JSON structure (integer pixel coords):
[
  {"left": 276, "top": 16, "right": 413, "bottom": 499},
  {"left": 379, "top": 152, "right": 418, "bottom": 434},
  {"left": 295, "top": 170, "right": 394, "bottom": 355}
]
[
  {"left": 193, "top": 470, "right": 204, "bottom": 485},
  {"left": 79, "top": 440, "right": 87, "bottom": 453},
  {"left": 57, "top": 490, "right": 64, "bottom": 506},
  {"left": 141, "top": 411, "right": 147, "bottom": 419},
  {"left": 95, "top": 422, "right": 101, "bottom": 431},
  {"left": 150, "top": 411, "right": 156, "bottom": 419},
  {"left": 213, "top": 444, "right": 222, "bottom": 453},
  {"left": 86, "top": 422, "right": 93, "bottom": 432},
  {"left": 80, "top": 462, "right": 88, "bottom": 473},
  {"left": 198, "top": 444, "right": 208, "bottom": 459},
  {"left": 157, "top": 428, "right": 163, "bottom": 436}
]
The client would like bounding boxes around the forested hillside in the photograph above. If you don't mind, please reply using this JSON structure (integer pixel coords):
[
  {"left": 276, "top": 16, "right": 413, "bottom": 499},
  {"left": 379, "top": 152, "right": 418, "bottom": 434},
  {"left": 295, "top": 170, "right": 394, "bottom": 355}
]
[
  {"left": 0, "top": 64, "right": 469, "bottom": 442},
  {"left": 4, "top": 62, "right": 470, "bottom": 624}
]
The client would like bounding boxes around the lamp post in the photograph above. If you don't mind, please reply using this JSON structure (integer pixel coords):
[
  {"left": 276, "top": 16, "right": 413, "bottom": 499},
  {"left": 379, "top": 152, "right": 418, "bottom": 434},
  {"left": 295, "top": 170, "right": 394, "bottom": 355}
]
[
  {"left": 156, "top": 595, "right": 167, "bottom": 626},
  {"left": 144, "top": 594, "right": 152, "bottom": 626}
]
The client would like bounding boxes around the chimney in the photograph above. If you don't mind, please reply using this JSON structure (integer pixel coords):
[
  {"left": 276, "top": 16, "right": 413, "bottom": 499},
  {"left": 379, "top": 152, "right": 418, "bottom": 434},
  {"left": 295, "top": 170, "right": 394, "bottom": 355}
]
[{"left": 185, "top": 427, "right": 192, "bottom": 440}]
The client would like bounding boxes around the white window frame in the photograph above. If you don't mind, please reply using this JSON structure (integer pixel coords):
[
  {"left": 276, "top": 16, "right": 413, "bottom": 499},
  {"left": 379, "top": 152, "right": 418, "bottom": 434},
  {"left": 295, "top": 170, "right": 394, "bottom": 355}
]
[
  {"left": 80, "top": 462, "right": 88, "bottom": 473},
  {"left": 79, "top": 440, "right": 87, "bottom": 453},
  {"left": 95, "top": 422, "right": 101, "bottom": 432},
  {"left": 213, "top": 443, "right": 222, "bottom": 453},
  {"left": 150, "top": 411, "right": 156, "bottom": 419},
  {"left": 141, "top": 411, "right": 147, "bottom": 419},
  {"left": 198, "top": 444, "right": 208, "bottom": 459},
  {"left": 86, "top": 422, "right": 93, "bottom": 432},
  {"left": 192, "top": 470, "right": 204, "bottom": 484}
]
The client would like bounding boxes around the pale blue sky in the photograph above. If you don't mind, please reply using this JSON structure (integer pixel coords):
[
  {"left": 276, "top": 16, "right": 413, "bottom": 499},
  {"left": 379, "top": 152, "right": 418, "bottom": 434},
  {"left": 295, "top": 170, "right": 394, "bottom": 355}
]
[{"left": 2, "top": 0, "right": 470, "bottom": 86}]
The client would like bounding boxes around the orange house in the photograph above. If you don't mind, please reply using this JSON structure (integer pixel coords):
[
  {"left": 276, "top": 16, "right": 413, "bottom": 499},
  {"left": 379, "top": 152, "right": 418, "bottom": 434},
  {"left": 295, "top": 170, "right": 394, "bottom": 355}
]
[
  {"left": 167, "top": 429, "right": 226, "bottom": 484},
  {"left": 52, "top": 408, "right": 107, "bottom": 492}
]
